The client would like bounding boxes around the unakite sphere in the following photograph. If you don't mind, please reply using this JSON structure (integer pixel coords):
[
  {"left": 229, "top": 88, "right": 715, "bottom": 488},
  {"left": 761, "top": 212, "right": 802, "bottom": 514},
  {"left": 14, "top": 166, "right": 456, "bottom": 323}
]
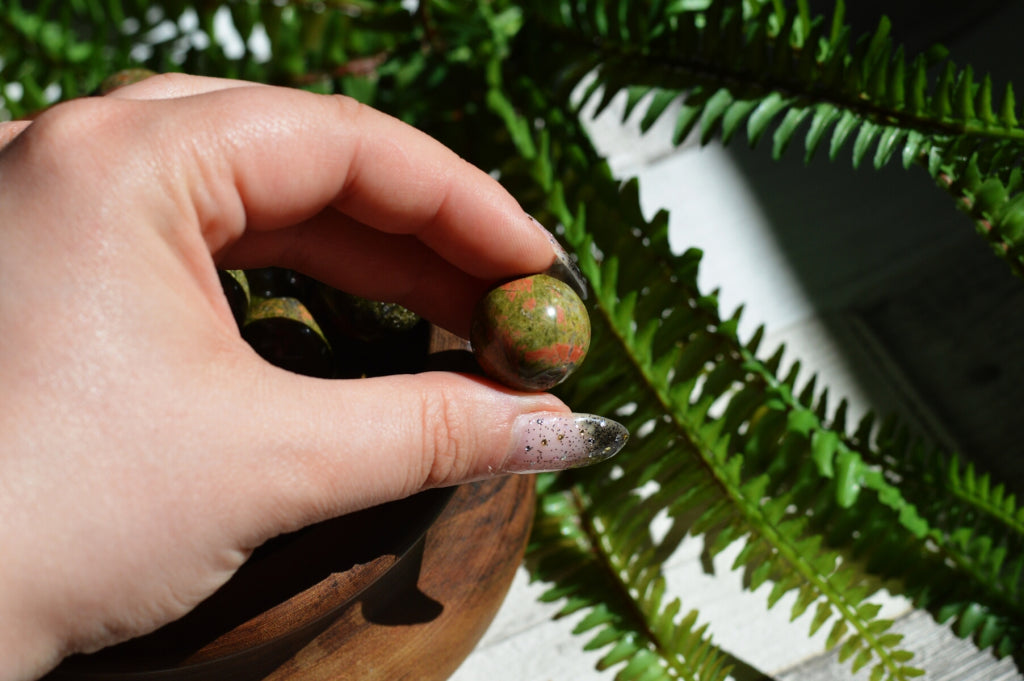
[{"left": 471, "top": 274, "right": 590, "bottom": 391}]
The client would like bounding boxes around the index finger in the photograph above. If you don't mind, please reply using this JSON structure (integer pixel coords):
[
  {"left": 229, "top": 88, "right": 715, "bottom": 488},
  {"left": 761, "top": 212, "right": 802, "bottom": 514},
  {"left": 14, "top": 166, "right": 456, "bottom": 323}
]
[{"left": 152, "top": 84, "right": 556, "bottom": 282}]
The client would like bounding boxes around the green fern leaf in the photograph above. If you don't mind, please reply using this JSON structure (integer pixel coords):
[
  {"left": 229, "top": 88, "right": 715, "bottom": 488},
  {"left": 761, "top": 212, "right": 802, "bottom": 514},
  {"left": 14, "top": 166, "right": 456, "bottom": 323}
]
[
  {"left": 851, "top": 120, "right": 882, "bottom": 168},
  {"left": 640, "top": 89, "right": 682, "bottom": 132},
  {"left": 773, "top": 106, "right": 812, "bottom": 159},
  {"left": 618, "top": 85, "right": 648, "bottom": 121},
  {"left": 1000, "top": 82, "right": 1018, "bottom": 128},
  {"left": 699, "top": 88, "right": 735, "bottom": 144},
  {"left": 887, "top": 45, "right": 906, "bottom": 110},
  {"left": 804, "top": 104, "right": 842, "bottom": 162},
  {"left": 932, "top": 61, "right": 956, "bottom": 120},
  {"left": 747, "top": 92, "right": 791, "bottom": 147},
  {"left": 720, "top": 98, "right": 759, "bottom": 144},
  {"left": 873, "top": 127, "right": 906, "bottom": 169},
  {"left": 977, "top": 74, "right": 996, "bottom": 126},
  {"left": 953, "top": 65, "right": 976, "bottom": 122},
  {"left": 828, "top": 110, "right": 860, "bottom": 160}
]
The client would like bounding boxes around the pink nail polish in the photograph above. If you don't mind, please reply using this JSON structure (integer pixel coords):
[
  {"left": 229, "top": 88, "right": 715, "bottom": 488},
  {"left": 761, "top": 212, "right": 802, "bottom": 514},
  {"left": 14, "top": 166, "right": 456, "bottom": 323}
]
[
  {"left": 502, "top": 413, "right": 628, "bottom": 473},
  {"left": 527, "top": 215, "right": 589, "bottom": 300}
]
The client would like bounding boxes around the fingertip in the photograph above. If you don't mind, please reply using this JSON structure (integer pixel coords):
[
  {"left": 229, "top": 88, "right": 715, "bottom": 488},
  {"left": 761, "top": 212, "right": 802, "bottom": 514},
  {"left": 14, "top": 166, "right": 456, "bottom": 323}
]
[
  {"left": 239, "top": 368, "right": 565, "bottom": 521},
  {"left": 500, "top": 412, "right": 628, "bottom": 474}
]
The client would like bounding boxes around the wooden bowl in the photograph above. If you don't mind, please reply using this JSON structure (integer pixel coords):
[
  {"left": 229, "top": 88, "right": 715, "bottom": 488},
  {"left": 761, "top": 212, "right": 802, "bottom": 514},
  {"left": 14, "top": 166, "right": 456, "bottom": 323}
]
[
  {"left": 47, "top": 327, "right": 536, "bottom": 680},
  {"left": 49, "top": 477, "right": 536, "bottom": 681}
]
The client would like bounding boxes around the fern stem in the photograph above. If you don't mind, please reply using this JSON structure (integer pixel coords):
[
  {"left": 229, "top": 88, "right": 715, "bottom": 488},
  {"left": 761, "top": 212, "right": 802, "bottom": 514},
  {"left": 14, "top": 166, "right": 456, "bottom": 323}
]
[{"left": 568, "top": 483, "right": 700, "bottom": 678}]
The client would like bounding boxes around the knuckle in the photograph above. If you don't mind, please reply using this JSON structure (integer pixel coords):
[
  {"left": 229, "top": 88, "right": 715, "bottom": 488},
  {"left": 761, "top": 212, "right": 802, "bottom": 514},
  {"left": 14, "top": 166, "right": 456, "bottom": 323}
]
[
  {"left": 18, "top": 98, "right": 134, "bottom": 179},
  {"left": 327, "top": 93, "right": 370, "bottom": 140},
  {"left": 417, "top": 380, "right": 473, "bottom": 489},
  {"left": 29, "top": 98, "right": 116, "bottom": 148}
]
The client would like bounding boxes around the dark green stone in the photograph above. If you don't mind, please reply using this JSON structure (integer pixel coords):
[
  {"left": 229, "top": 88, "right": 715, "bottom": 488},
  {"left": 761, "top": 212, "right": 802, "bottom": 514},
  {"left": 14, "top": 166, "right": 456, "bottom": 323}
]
[
  {"left": 319, "top": 287, "right": 421, "bottom": 341},
  {"left": 242, "top": 297, "right": 333, "bottom": 378},
  {"left": 470, "top": 274, "right": 590, "bottom": 391}
]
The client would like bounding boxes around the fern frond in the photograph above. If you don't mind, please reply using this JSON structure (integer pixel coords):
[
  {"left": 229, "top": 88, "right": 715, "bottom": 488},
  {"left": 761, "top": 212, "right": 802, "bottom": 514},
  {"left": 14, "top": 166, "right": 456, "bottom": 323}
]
[
  {"left": 532, "top": 0, "right": 1024, "bottom": 176},
  {"left": 515, "top": 0, "right": 1024, "bottom": 288},
  {"left": 561, "top": 181, "right": 924, "bottom": 681},
  {"left": 528, "top": 475, "right": 736, "bottom": 681},
  {"left": 731, "top": 335, "right": 1024, "bottom": 656},
  {"left": 842, "top": 418, "right": 1024, "bottom": 657}
]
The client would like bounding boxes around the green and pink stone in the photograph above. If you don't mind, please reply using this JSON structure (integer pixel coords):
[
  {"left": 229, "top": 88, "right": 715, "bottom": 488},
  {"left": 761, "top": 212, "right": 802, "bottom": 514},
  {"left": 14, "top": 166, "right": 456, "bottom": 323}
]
[{"left": 471, "top": 273, "right": 591, "bottom": 392}]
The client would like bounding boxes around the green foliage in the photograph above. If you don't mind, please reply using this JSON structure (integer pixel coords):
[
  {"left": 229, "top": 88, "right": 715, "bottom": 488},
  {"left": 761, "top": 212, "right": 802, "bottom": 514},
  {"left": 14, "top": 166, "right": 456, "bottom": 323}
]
[
  {"left": 526, "top": 0, "right": 1024, "bottom": 278},
  {"left": 498, "top": 4, "right": 1024, "bottom": 673},
  {"left": 494, "top": 69, "right": 929, "bottom": 678},
  {"left": 4, "top": 0, "right": 1024, "bottom": 679},
  {"left": 530, "top": 475, "right": 735, "bottom": 681},
  {"left": 534, "top": 0, "right": 1024, "bottom": 170}
]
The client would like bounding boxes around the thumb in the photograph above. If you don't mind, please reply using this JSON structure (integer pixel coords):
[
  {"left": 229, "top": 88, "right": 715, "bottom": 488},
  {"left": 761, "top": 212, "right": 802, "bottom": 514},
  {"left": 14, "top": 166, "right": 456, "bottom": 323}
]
[{"left": 235, "top": 366, "right": 627, "bottom": 536}]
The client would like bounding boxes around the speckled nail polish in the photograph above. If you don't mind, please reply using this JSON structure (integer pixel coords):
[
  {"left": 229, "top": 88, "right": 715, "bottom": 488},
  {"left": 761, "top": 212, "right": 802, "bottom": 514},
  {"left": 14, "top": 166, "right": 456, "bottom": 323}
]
[
  {"left": 502, "top": 413, "right": 628, "bottom": 473},
  {"left": 528, "top": 215, "right": 588, "bottom": 301}
]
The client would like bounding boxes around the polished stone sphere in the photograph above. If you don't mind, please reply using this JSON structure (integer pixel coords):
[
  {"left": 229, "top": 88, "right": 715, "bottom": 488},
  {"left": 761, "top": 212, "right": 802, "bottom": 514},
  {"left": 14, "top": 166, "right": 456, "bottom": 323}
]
[{"left": 471, "top": 273, "right": 590, "bottom": 391}]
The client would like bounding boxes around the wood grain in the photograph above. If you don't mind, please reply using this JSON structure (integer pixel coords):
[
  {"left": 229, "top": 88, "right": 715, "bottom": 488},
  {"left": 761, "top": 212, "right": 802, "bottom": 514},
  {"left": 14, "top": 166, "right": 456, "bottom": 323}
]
[{"left": 265, "top": 475, "right": 536, "bottom": 681}]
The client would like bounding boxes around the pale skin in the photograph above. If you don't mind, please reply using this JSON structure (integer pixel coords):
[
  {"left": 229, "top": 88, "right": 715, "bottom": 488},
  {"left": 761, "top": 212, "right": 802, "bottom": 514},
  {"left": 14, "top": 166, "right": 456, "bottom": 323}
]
[{"left": 0, "top": 74, "right": 575, "bottom": 679}]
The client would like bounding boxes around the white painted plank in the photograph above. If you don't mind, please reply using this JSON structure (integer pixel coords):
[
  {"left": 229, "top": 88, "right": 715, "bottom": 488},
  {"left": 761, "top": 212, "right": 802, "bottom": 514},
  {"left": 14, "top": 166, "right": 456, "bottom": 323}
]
[{"left": 776, "top": 610, "right": 1022, "bottom": 681}]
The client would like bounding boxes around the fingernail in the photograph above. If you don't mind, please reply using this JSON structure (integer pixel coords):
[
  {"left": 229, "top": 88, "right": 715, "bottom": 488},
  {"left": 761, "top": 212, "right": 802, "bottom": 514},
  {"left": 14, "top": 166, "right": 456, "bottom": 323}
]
[
  {"left": 97, "top": 68, "right": 158, "bottom": 95},
  {"left": 528, "top": 215, "right": 588, "bottom": 300},
  {"left": 502, "top": 413, "right": 628, "bottom": 473}
]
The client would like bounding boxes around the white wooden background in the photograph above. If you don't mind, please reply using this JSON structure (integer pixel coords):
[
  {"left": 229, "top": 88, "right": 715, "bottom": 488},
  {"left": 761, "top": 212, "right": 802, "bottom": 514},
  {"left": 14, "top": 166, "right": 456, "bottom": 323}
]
[{"left": 452, "top": 3, "right": 1024, "bottom": 679}]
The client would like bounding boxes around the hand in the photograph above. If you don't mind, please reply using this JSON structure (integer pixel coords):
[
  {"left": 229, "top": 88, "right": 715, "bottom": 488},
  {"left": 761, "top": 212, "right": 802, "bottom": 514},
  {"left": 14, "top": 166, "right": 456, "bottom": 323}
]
[{"left": 0, "top": 74, "right": 626, "bottom": 680}]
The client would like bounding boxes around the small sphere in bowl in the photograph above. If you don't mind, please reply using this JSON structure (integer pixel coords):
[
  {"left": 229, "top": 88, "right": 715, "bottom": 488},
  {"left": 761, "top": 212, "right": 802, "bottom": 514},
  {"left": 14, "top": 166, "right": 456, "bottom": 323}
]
[{"left": 470, "top": 273, "right": 590, "bottom": 391}]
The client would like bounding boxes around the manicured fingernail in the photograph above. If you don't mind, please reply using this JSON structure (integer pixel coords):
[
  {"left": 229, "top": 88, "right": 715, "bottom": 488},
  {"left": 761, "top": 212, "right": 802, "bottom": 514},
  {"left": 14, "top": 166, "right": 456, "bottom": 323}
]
[
  {"left": 528, "top": 215, "right": 588, "bottom": 300},
  {"left": 502, "top": 413, "right": 628, "bottom": 473}
]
